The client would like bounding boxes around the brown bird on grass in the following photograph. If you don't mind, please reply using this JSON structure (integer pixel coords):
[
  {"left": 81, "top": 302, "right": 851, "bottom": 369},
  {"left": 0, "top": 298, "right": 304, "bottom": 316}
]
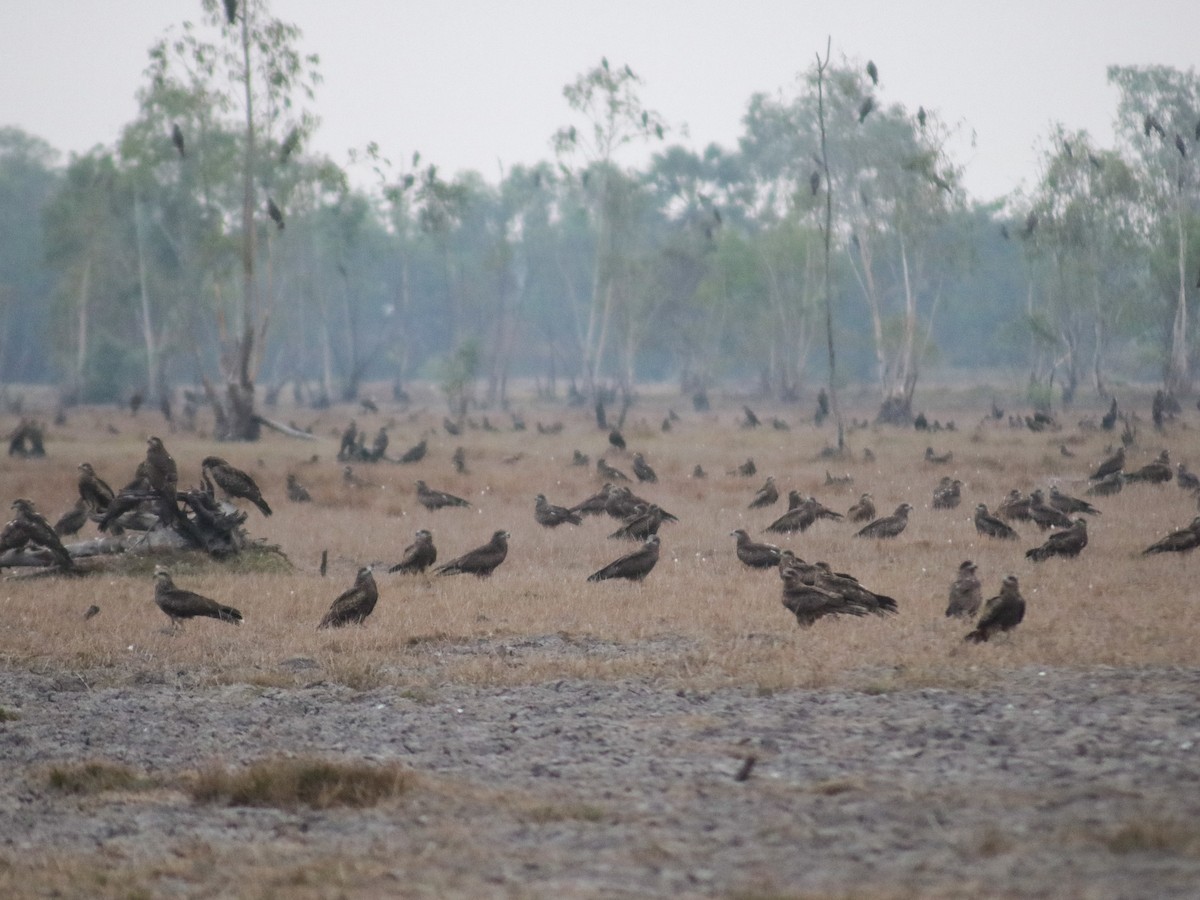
[
  {"left": 854, "top": 503, "right": 912, "bottom": 538},
  {"left": 416, "top": 480, "right": 471, "bottom": 511},
  {"left": 154, "top": 566, "right": 242, "bottom": 630},
  {"left": 847, "top": 493, "right": 875, "bottom": 523},
  {"left": 596, "top": 458, "right": 631, "bottom": 482},
  {"left": 924, "top": 447, "right": 953, "bottom": 464},
  {"left": 569, "top": 483, "right": 615, "bottom": 517},
  {"left": 317, "top": 567, "right": 379, "bottom": 629},
  {"left": 931, "top": 477, "right": 962, "bottom": 510},
  {"left": 8, "top": 499, "right": 74, "bottom": 571},
  {"left": 779, "top": 558, "right": 897, "bottom": 627},
  {"left": 748, "top": 476, "right": 779, "bottom": 509},
  {"left": 974, "top": 503, "right": 1018, "bottom": 540},
  {"left": 286, "top": 473, "right": 312, "bottom": 503},
  {"left": 534, "top": 494, "right": 583, "bottom": 527},
  {"left": 1176, "top": 463, "right": 1200, "bottom": 492},
  {"left": 1142, "top": 516, "right": 1200, "bottom": 555},
  {"left": 436, "top": 530, "right": 509, "bottom": 577},
  {"left": 1125, "top": 450, "right": 1172, "bottom": 484},
  {"left": 202, "top": 456, "right": 272, "bottom": 516},
  {"left": 1089, "top": 446, "right": 1125, "bottom": 481},
  {"left": 608, "top": 505, "right": 667, "bottom": 541},
  {"left": 997, "top": 489, "right": 1034, "bottom": 522},
  {"left": 1086, "top": 472, "right": 1124, "bottom": 497},
  {"left": 1025, "top": 517, "right": 1088, "bottom": 562},
  {"left": 631, "top": 452, "right": 658, "bottom": 483},
  {"left": 77, "top": 462, "right": 114, "bottom": 513},
  {"left": 144, "top": 436, "right": 178, "bottom": 495},
  {"left": 397, "top": 439, "right": 427, "bottom": 464},
  {"left": 1048, "top": 485, "right": 1100, "bottom": 516},
  {"left": 730, "top": 529, "right": 782, "bottom": 569},
  {"left": 945, "top": 561, "right": 982, "bottom": 618},
  {"left": 764, "top": 495, "right": 842, "bottom": 535},
  {"left": 965, "top": 575, "right": 1025, "bottom": 643},
  {"left": 1028, "top": 489, "right": 1073, "bottom": 531},
  {"left": 388, "top": 529, "right": 437, "bottom": 573},
  {"left": 587, "top": 535, "right": 660, "bottom": 583},
  {"left": 54, "top": 498, "right": 89, "bottom": 536}
]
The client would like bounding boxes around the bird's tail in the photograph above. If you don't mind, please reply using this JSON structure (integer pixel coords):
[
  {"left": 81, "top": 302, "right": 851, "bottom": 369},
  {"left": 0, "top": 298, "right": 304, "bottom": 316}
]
[
  {"left": 254, "top": 498, "right": 273, "bottom": 517},
  {"left": 964, "top": 627, "right": 989, "bottom": 643},
  {"left": 218, "top": 605, "right": 244, "bottom": 624}
]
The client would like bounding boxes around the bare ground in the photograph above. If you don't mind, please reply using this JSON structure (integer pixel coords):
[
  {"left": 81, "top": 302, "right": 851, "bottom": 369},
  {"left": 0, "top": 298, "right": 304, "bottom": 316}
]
[{"left": 2, "top": 645, "right": 1199, "bottom": 898}]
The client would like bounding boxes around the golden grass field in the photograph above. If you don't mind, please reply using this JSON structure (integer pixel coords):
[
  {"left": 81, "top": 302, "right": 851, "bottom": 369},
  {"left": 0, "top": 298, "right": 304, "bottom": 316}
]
[
  {"left": 0, "top": 384, "right": 1196, "bottom": 693},
  {"left": 2, "top": 384, "right": 1200, "bottom": 899}
]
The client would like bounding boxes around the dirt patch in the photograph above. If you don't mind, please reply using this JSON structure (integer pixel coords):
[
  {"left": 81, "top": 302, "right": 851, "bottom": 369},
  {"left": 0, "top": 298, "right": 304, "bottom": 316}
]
[{"left": 2, "top": 655, "right": 1199, "bottom": 897}]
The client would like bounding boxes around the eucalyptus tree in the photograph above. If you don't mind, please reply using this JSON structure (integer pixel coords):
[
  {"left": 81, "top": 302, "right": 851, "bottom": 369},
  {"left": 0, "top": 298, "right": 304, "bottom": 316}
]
[
  {"left": 552, "top": 58, "right": 668, "bottom": 397},
  {"left": 1108, "top": 65, "right": 1200, "bottom": 395}
]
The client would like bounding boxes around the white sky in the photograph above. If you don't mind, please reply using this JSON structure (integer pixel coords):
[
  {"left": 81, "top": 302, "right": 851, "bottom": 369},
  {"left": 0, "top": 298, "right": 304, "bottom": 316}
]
[{"left": 2, "top": 0, "right": 1197, "bottom": 202}]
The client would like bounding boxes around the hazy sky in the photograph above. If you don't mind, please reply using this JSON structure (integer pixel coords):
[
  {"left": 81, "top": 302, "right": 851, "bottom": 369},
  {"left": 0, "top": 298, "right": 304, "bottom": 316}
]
[{"left": 3, "top": 1, "right": 1197, "bottom": 202}]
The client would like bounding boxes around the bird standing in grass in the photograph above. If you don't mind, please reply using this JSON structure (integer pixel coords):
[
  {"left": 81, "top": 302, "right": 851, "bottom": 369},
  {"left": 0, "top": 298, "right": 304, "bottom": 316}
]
[
  {"left": 534, "top": 494, "right": 582, "bottom": 527},
  {"left": 154, "top": 567, "right": 242, "bottom": 630},
  {"left": 1142, "top": 516, "right": 1200, "bottom": 555},
  {"left": 847, "top": 493, "right": 875, "bottom": 523},
  {"left": 945, "top": 561, "right": 982, "bottom": 618},
  {"left": 965, "top": 575, "right": 1025, "bottom": 643},
  {"left": 748, "top": 477, "right": 779, "bottom": 509},
  {"left": 974, "top": 504, "right": 1018, "bottom": 540},
  {"left": 854, "top": 503, "right": 912, "bottom": 539},
  {"left": 588, "top": 535, "right": 660, "bottom": 583},
  {"left": 318, "top": 567, "right": 379, "bottom": 629},
  {"left": 286, "top": 474, "right": 312, "bottom": 503},
  {"left": 389, "top": 529, "right": 437, "bottom": 573},
  {"left": 436, "top": 530, "right": 510, "bottom": 577},
  {"left": 731, "top": 529, "right": 782, "bottom": 569},
  {"left": 415, "top": 480, "right": 470, "bottom": 511},
  {"left": 1026, "top": 518, "right": 1088, "bottom": 562}
]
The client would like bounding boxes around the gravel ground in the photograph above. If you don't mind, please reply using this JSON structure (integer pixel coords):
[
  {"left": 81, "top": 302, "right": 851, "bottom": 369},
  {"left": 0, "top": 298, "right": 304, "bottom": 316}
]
[{"left": 2, "top": 651, "right": 1199, "bottom": 898}]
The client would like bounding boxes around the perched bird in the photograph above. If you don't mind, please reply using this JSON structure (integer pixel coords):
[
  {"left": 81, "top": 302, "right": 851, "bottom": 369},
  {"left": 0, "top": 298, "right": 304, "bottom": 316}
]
[
  {"left": 854, "top": 503, "right": 912, "bottom": 539},
  {"left": 1048, "top": 485, "right": 1100, "bottom": 517},
  {"left": 741, "top": 406, "right": 761, "bottom": 428},
  {"left": 1025, "top": 518, "right": 1088, "bottom": 562},
  {"left": 1089, "top": 446, "right": 1125, "bottom": 481},
  {"left": 847, "top": 493, "right": 875, "bottom": 523},
  {"left": 1142, "top": 516, "right": 1200, "bottom": 555},
  {"left": 866, "top": 60, "right": 878, "bottom": 85},
  {"left": 974, "top": 503, "right": 1018, "bottom": 540},
  {"left": 267, "top": 197, "right": 285, "bottom": 231},
  {"left": 54, "top": 498, "right": 89, "bottom": 537},
  {"left": 596, "top": 457, "right": 630, "bottom": 482},
  {"left": 631, "top": 452, "right": 658, "bottom": 483},
  {"left": 144, "top": 436, "right": 178, "bottom": 496},
  {"left": 534, "top": 494, "right": 583, "bottom": 528},
  {"left": 931, "top": 477, "right": 962, "bottom": 510},
  {"left": 415, "top": 480, "right": 470, "bottom": 511},
  {"left": 945, "top": 561, "right": 982, "bottom": 619},
  {"left": 77, "top": 462, "right": 115, "bottom": 513},
  {"left": 1176, "top": 133, "right": 1188, "bottom": 159},
  {"left": 964, "top": 575, "right": 1025, "bottom": 643},
  {"left": 1125, "top": 450, "right": 1172, "bottom": 484},
  {"left": 452, "top": 446, "right": 468, "bottom": 474},
  {"left": 730, "top": 529, "right": 782, "bottom": 569},
  {"left": 279, "top": 125, "right": 301, "bottom": 163},
  {"left": 1101, "top": 398, "right": 1120, "bottom": 431},
  {"left": 748, "top": 476, "right": 779, "bottom": 509},
  {"left": 171, "top": 123, "right": 186, "bottom": 158},
  {"left": 917, "top": 106, "right": 927, "bottom": 129},
  {"left": 388, "top": 529, "right": 437, "bottom": 573},
  {"left": 397, "top": 439, "right": 427, "bottom": 464},
  {"left": 286, "top": 473, "right": 312, "bottom": 503},
  {"left": 858, "top": 96, "right": 875, "bottom": 123},
  {"left": 9, "top": 499, "right": 74, "bottom": 570},
  {"left": 1028, "top": 489, "right": 1073, "bottom": 531},
  {"left": 587, "top": 535, "right": 660, "bottom": 583},
  {"left": 154, "top": 566, "right": 242, "bottom": 630},
  {"left": 202, "top": 456, "right": 272, "bottom": 516},
  {"left": 370, "top": 427, "right": 389, "bottom": 462},
  {"left": 222, "top": 0, "right": 237, "bottom": 25},
  {"left": 317, "top": 567, "right": 379, "bottom": 629},
  {"left": 436, "top": 530, "right": 510, "bottom": 577},
  {"left": 1143, "top": 113, "right": 1166, "bottom": 139}
]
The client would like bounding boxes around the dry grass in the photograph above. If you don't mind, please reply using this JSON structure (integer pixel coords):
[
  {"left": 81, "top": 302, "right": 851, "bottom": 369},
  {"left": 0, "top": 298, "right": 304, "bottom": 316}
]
[
  {"left": 44, "top": 760, "right": 159, "bottom": 795},
  {"left": 3, "top": 385, "right": 1199, "bottom": 692},
  {"left": 188, "top": 756, "right": 416, "bottom": 809}
]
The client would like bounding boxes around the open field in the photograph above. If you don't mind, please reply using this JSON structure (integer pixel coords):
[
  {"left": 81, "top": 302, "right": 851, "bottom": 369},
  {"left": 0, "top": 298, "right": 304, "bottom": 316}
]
[{"left": 1, "top": 384, "right": 1199, "bottom": 897}]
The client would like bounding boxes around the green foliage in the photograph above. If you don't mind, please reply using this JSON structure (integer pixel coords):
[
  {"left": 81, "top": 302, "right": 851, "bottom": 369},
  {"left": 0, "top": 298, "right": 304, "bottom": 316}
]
[{"left": 437, "top": 337, "right": 481, "bottom": 414}]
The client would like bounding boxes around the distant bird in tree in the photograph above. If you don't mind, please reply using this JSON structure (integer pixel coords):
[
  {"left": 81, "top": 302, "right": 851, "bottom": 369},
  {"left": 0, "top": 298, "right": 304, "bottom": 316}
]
[
  {"left": 631, "top": 452, "right": 658, "bottom": 483},
  {"left": 1125, "top": 450, "right": 1172, "bottom": 484},
  {"left": 1025, "top": 517, "right": 1088, "bottom": 562},
  {"left": 171, "top": 123, "right": 186, "bottom": 158},
  {"left": 1028, "top": 489, "right": 1073, "bottom": 531},
  {"left": 917, "top": 106, "right": 927, "bottom": 129},
  {"left": 730, "top": 529, "right": 782, "bottom": 569},
  {"left": 925, "top": 446, "right": 953, "bottom": 465},
  {"left": 741, "top": 406, "right": 761, "bottom": 428},
  {"left": 267, "top": 197, "right": 285, "bottom": 231},
  {"left": 931, "top": 477, "right": 962, "bottom": 510},
  {"left": 534, "top": 494, "right": 582, "bottom": 528},
  {"left": 854, "top": 503, "right": 912, "bottom": 539},
  {"left": 964, "top": 575, "right": 1025, "bottom": 643},
  {"left": 866, "top": 60, "right": 878, "bottom": 85},
  {"left": 279, "top": 126, "right": 301, "bottom": 163},
  {"left": 587, "top": 535, "right": 660, "bottom": 583},
  {"left": 154, "top": 566, "right": 242, "bottom": 630},
  {"left": 1089, "top": 446, "right": 1125, "bottom": 481},
  {"left": 318, "top": 566, "right": 379, "bottom": 629},
  {"left": 810, "top": 171, "right": 821, "bottom": 195},
  {"left": 1143, "top": 113, "right": 1166, "bottom": 139},
  {"left": 1142, "top": 516, "right": 1200, "bottom": 555},
  {"left": 945, "top": 561, "right": 982, "bottom": 619},
  {"left": 77, "top": 462, "right": 114, "bottom": 514},
  {"left": 749, "top": 476, "right": 779, "bottom": 509},
  {"left": 415, "top": 480, "right": 470, "bottom": 511},
  {"left": 858, "top": 96, "right": 875, "bottom": 124},
  {"left": 202, "top": 456, "right": 272, "bottom": 516},
  {"left": 596, "top": 458, "right": 630, "bottom": 482},
  {"left": 389, "top": 529, "right": 437, "bottom": 573},
  {"left": 1088, "top": 152, "right": 1103, "bottom": 170},
  {"left": 436, "top": 530, "right": 509, "bottom": 577},
  {"left": 1176, "top": 133, "right": 1188, "bottom": 158},
  {"left": 397, "top": 439, "right": 427, "bottom": 464},
  {"left": 1048, "top": 485, "right": 1100, "bottom": 517},
  {"left": 974, "top": 503, "right": 1018, "bottom": 540},
  {"left": 222, "top": 0, "right": 237, "bottom": 25},
  {"left": 54, "top": 498, "right": 89, "bottom": 537},
  {"left": 1022, "top": 212, "right": 1038, "bottom": 239},
  {"left": 847, "top": 492, "right": 875, "bottom": 523},
  {"left": 608, "top": 428, "right": 626, "bottom": 451},
  {"left": 285, "top": 473, "right": 312, "bottom": 503}
]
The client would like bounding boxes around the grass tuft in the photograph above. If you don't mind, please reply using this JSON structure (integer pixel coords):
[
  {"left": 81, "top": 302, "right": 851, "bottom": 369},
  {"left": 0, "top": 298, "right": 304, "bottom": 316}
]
[
  {"left": 188, "top": 756, "right": 415, "bottom": 809},
  {"left": 45, "top": 761, "right": 156, "bottom": 795}
]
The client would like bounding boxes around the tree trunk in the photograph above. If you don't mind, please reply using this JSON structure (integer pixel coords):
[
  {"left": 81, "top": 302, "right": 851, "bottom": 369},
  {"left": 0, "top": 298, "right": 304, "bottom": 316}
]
[
  {"left": 1166, "top": 196, "right": 1190, "bottom": 395},
  {"left": 73, "top": 253, "right": 92, "bottom": 402},
  {"left": 133, "top": 190, "right": 160, "bottom": 402}
]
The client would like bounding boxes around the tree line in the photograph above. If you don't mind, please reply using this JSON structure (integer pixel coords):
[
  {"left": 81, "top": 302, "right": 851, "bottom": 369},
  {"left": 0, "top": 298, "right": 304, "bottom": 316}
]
[{"left": 0, "top": 0, "right": 1197, "bottom": 437}]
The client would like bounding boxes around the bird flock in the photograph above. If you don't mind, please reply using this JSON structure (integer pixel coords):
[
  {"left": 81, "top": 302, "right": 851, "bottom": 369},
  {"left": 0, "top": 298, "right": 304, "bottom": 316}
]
[{"left": 4, "top": 397, "right": 1200, "bottom": 645}]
